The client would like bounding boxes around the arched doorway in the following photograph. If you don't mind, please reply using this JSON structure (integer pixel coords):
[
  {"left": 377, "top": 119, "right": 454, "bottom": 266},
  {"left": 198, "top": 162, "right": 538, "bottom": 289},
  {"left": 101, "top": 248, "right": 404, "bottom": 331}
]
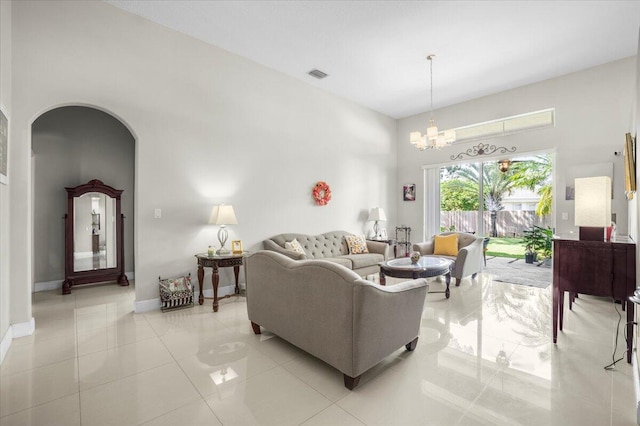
[{"left": 31, "top": 106, "right": 135, "bottom": 292}]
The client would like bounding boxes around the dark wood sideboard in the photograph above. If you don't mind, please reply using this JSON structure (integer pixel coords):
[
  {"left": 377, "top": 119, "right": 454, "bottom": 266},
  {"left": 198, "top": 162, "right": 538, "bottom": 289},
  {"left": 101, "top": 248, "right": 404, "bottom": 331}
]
[{"left": 553, "top": 237, "right": 636, "bottom": 363}]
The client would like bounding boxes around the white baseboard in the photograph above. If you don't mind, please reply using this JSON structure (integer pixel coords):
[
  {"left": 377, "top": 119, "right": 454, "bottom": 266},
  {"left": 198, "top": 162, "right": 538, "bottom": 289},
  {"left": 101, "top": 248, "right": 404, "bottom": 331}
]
[
  {"left": 34, "top": 279, "right": 63, "bottom": 292},
  {"left": 134, "top": 285, "right": 240, "bottom": 313},
  {"left": 0, "top": 318, "right": 36, "bottom": 365},
  {"left": 34, "top": 271, "right": 135, "bottom": 293},
  {"left": 134, "top": 298, "right": 161, "bottom": 313},
  {"left": 0, "top": 326, "right": 12, "bottom": 365},
  {"left": 13, "top": 318, "right": 35, "bottom": 338}
]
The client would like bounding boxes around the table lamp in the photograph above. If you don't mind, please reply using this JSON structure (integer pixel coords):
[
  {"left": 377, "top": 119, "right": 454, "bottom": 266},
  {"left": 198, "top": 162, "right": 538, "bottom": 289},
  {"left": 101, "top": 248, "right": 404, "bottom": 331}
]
[
  {"left": 368, "top": 207, "right": 387, "bottom": 238},
  {"left": 209, "top": 204, "right": 238, "bottom": 253},
  {"left": 574, "top": 176, "right": 611, "bottom": 241}
]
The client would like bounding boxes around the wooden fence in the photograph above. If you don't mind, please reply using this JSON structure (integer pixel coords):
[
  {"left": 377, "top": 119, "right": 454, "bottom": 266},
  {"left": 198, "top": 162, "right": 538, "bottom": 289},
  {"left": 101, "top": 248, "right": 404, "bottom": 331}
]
[{"left": 441, "top": 211, "right": 552, "bottom": 237}]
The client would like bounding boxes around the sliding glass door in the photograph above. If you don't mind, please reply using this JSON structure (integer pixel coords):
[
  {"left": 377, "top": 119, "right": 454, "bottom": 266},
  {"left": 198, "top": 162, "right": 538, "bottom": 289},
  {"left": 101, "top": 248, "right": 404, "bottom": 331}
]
[{"left": 438, "top": 154, "right": 552, "bottom": 238}]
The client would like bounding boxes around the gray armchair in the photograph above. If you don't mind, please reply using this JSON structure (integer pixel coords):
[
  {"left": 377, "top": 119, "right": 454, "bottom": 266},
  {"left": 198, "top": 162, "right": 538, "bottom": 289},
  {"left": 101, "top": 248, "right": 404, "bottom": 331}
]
[{"left": 413, "top": 232, "right": 484, "bottom": 285}]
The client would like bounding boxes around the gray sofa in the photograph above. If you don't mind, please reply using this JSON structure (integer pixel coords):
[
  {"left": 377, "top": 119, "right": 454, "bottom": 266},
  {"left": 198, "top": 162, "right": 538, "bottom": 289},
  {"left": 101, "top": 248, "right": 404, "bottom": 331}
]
[
  {"left": 244, "top": 250, "right": 428, "bottom": 390},
  {"left": 263, "top": 230, "right": 391, "bottom": 277},
  {"left": 413, "top": 231, "right": 484, "bottom": 285}
]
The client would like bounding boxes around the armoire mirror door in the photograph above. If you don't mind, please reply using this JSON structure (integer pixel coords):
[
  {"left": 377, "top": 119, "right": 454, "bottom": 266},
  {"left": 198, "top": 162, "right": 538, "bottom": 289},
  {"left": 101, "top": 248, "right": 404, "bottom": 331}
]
[{"left": 62, "top": 179, "right": 129, "bottom": 294}]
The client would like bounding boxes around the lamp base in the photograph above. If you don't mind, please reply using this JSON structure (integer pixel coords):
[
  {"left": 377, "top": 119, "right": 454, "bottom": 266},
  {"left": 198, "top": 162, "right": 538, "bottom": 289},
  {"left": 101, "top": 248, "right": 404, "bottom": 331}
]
[
  {"left": 579, "top": 227, "right": 604, "bottom": 241},
  {"left": 217, "top": 226, "right": 229, "bottom": 252}
]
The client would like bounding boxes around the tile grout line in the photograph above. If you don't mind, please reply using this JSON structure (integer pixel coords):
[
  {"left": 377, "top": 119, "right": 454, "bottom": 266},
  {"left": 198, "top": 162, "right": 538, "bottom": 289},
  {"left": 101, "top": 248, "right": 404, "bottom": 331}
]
[{"left": 154, "top": 314, "right": 226, "bottom": 426}]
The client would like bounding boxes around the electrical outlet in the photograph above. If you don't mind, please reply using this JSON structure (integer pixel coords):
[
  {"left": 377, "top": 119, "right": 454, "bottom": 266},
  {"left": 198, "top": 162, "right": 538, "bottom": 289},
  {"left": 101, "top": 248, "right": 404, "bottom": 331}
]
[
  {"left": 561, "top": 212, "right": 568, "bottom": 220},
  {"left": 154, "top": 208, "right": 162, "bottom": 219}
]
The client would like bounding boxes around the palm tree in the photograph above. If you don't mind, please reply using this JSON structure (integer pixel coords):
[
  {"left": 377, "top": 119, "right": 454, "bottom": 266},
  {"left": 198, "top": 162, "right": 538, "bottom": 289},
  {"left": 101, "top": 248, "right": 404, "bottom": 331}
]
[
  {"left": 449, "top": 162, "right": 520, "bottom": 236},
  {"left": 445, "top": 156, "right": 552, "bottom": 236},
  {"left": 485, "top": 193, "right": 504, "bottom": 237},
  {"left": 509, "top": 154, "right": 552, "bottom": 217}
]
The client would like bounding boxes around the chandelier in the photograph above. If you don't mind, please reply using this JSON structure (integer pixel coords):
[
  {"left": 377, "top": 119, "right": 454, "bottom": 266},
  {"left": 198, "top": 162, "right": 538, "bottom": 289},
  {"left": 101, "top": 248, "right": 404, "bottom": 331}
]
[{"left": 410, "top": 55, "right": 456, "bottom": 150}]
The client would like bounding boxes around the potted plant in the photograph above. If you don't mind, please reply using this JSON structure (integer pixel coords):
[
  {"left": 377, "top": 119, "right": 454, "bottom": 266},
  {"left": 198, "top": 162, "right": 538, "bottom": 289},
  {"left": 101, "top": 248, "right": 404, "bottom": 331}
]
[
  {"left": 538, "top": 226, "right": 553, "bottom": 266},
  {"left": 522, "top": 227, "right": 540, "bottom": 264},
  {"left": 523, "top": 226, "right": 553, "bottom": 265},
  {"left": 524, "top": 243, "right": 537, "bottom": 264}
]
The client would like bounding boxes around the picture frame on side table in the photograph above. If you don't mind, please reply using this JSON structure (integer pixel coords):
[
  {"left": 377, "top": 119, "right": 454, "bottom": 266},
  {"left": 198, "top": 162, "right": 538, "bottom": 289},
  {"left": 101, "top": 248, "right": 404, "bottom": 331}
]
[
  {"left": 0, "top": 104, "right": 8, "bottom": 185},
  {"left": 403, "top": 184, "right": 416, "bottom": 201},
  {"left": 231, "top": 240, "right": 243, "bottom": 254},
  {"left": 380, "top": 229, "right": 388, "bottom": 239}
]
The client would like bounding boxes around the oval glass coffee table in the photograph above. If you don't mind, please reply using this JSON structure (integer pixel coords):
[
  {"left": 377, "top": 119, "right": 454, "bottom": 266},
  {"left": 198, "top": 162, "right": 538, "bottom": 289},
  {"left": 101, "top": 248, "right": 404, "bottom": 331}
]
[{"left": 379, "top": 257, "right": 454, "bottom": 298}]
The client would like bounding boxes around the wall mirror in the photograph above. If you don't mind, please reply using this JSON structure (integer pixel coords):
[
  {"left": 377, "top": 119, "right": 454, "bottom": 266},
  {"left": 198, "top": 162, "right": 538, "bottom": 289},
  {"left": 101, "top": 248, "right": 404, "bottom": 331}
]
[{"left": 63, "top": 179, "right": 129, "bottom": 294}]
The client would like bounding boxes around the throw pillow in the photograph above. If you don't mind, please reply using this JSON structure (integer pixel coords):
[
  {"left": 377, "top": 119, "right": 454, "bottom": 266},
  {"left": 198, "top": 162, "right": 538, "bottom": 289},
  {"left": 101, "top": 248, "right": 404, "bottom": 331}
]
[
  {"left": 433, "top": 234, "right": 459, "bottom": 256},
  {"left": 285, "top": 239, "right": 306, "bottom": 254},
  {"left": 345, "top": 235, "right": 369, "bottom": 254}
]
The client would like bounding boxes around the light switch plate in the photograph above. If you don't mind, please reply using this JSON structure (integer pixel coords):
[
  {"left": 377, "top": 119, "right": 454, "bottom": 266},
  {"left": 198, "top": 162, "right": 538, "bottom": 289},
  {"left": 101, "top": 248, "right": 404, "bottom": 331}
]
[
  {"left": 154, "top": 208, "right": 162, "bottom": 219},
  {"left": 561, "top": 212, "right": 568, "bottom": 220}
]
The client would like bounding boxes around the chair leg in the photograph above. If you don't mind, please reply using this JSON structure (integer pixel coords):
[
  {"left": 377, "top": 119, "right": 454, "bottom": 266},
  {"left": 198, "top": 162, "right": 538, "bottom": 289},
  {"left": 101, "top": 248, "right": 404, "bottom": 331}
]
[
  {"left": 343, "top": 374, "right": 361, "bottom": 390},
  {"left": 405, "top": 336, "right": 419, "bottom": 351},
  {"left": 251, "top": 321, "right": 261, "bottom": 334}
]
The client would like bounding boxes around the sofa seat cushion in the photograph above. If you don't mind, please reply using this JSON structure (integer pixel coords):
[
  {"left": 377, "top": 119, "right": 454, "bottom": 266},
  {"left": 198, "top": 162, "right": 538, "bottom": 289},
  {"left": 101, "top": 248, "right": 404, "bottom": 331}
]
[
  {"left": 323, "top": 257, "right": 354, "bottom": 269},
  {"left": 340, "top": 253, "right": 384, "bottom": 270}
]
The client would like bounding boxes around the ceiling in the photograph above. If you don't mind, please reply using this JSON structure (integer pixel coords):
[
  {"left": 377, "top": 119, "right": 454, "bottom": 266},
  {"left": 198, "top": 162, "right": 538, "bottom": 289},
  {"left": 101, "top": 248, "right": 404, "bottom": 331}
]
[{"left": 106, "top": 1, "right": 640, "bottom": 119}]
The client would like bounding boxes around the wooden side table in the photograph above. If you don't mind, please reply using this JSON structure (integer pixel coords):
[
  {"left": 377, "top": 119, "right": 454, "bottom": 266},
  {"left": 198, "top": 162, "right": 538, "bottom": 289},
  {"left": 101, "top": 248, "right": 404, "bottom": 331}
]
[{"left": 195, "top": 252, "right": 246, "bottom": 312}]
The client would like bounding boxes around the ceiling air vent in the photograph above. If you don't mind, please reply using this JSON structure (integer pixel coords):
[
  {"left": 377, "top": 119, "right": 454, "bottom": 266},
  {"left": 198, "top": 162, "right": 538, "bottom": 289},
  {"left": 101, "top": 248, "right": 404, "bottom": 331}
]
[{"left": 308, "top": 69, "right": 328, "bottom": 79}]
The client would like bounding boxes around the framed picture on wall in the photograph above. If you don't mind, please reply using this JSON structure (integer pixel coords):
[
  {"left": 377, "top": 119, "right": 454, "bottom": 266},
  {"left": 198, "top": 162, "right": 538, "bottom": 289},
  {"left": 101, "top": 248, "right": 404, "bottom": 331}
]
[
  {"left": 625, "top": 132, "right": 636, "bottom": 200},
  {"left": 403, "top": 184, "right": 416, "bottom": 201},
  {"left": 0, "top": 104, "right": 8, "bottom": 185}
]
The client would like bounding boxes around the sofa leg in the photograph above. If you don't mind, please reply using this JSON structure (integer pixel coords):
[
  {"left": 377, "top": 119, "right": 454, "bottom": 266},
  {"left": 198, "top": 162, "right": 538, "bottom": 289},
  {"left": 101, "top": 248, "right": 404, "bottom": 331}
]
[
  {"left": 405, "top": 336, "right": 419, "bottom": 351},
  {"left": 472, "top": 272, "right": 478, "bottom": 279},
  {"left": 343, "top": 374, "right": 361, "bottom": 390},
  {"left": 250, "top": 321, "right": 261, "bottom": 334}
]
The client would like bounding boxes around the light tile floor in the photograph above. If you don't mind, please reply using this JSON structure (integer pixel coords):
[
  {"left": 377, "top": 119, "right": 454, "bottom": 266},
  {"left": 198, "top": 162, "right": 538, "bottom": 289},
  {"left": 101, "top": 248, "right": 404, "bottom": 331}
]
[{"left": 0, "top": 273, "right": 637, "bottom": 425}]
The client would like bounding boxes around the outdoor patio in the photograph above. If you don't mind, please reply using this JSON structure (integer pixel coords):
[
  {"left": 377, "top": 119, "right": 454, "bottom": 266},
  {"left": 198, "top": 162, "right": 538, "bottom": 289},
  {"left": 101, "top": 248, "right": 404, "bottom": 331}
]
[{"left": 483, "top": 255, "right": 551, "bottom": 288}]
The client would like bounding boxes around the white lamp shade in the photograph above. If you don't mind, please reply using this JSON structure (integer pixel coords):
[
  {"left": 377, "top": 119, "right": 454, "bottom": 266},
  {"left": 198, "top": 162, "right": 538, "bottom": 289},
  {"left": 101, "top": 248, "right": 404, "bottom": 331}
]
[
  {"left": 444, "top": 129, "right": 456, "bottom": 143},
  {"left": 209, "top": 204, "right": 238, "bottom": 225},
  {"left": 426, "top": 125, "right": 439, "bottom": 141},
  {"left": 368, "top": 207, "right": 387, "bottom": 222},
  {"left": 409, "top": 132, "right": 422, "bottom": 144},
  {"left": 574, "top": 176, "right": 611, "bottom": 227}
]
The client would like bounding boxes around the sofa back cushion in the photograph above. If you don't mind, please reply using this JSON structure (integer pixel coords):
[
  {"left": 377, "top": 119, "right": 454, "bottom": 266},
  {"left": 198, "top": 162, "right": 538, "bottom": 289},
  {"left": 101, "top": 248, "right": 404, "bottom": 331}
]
[{"left": 268, "top": 231, "right": 352, "bottom": 259}]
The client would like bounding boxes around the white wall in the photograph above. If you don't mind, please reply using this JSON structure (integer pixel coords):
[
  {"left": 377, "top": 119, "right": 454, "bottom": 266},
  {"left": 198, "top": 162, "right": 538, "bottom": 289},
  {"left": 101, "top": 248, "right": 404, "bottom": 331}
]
[
  {"left": 32, "top": 106, "right": 135, "bottom": 285},
  {"left": 0, "top": 0, "right": 12, "bottom": 349},
  {"left": 397, "top": 58, "right": 635, "bottom": 240},
  {"left": 630, "top": 31, "right": 640, "bottom": 244},
  {"left": 10, "top": 0, "right": 397, "bottom": 307}
]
